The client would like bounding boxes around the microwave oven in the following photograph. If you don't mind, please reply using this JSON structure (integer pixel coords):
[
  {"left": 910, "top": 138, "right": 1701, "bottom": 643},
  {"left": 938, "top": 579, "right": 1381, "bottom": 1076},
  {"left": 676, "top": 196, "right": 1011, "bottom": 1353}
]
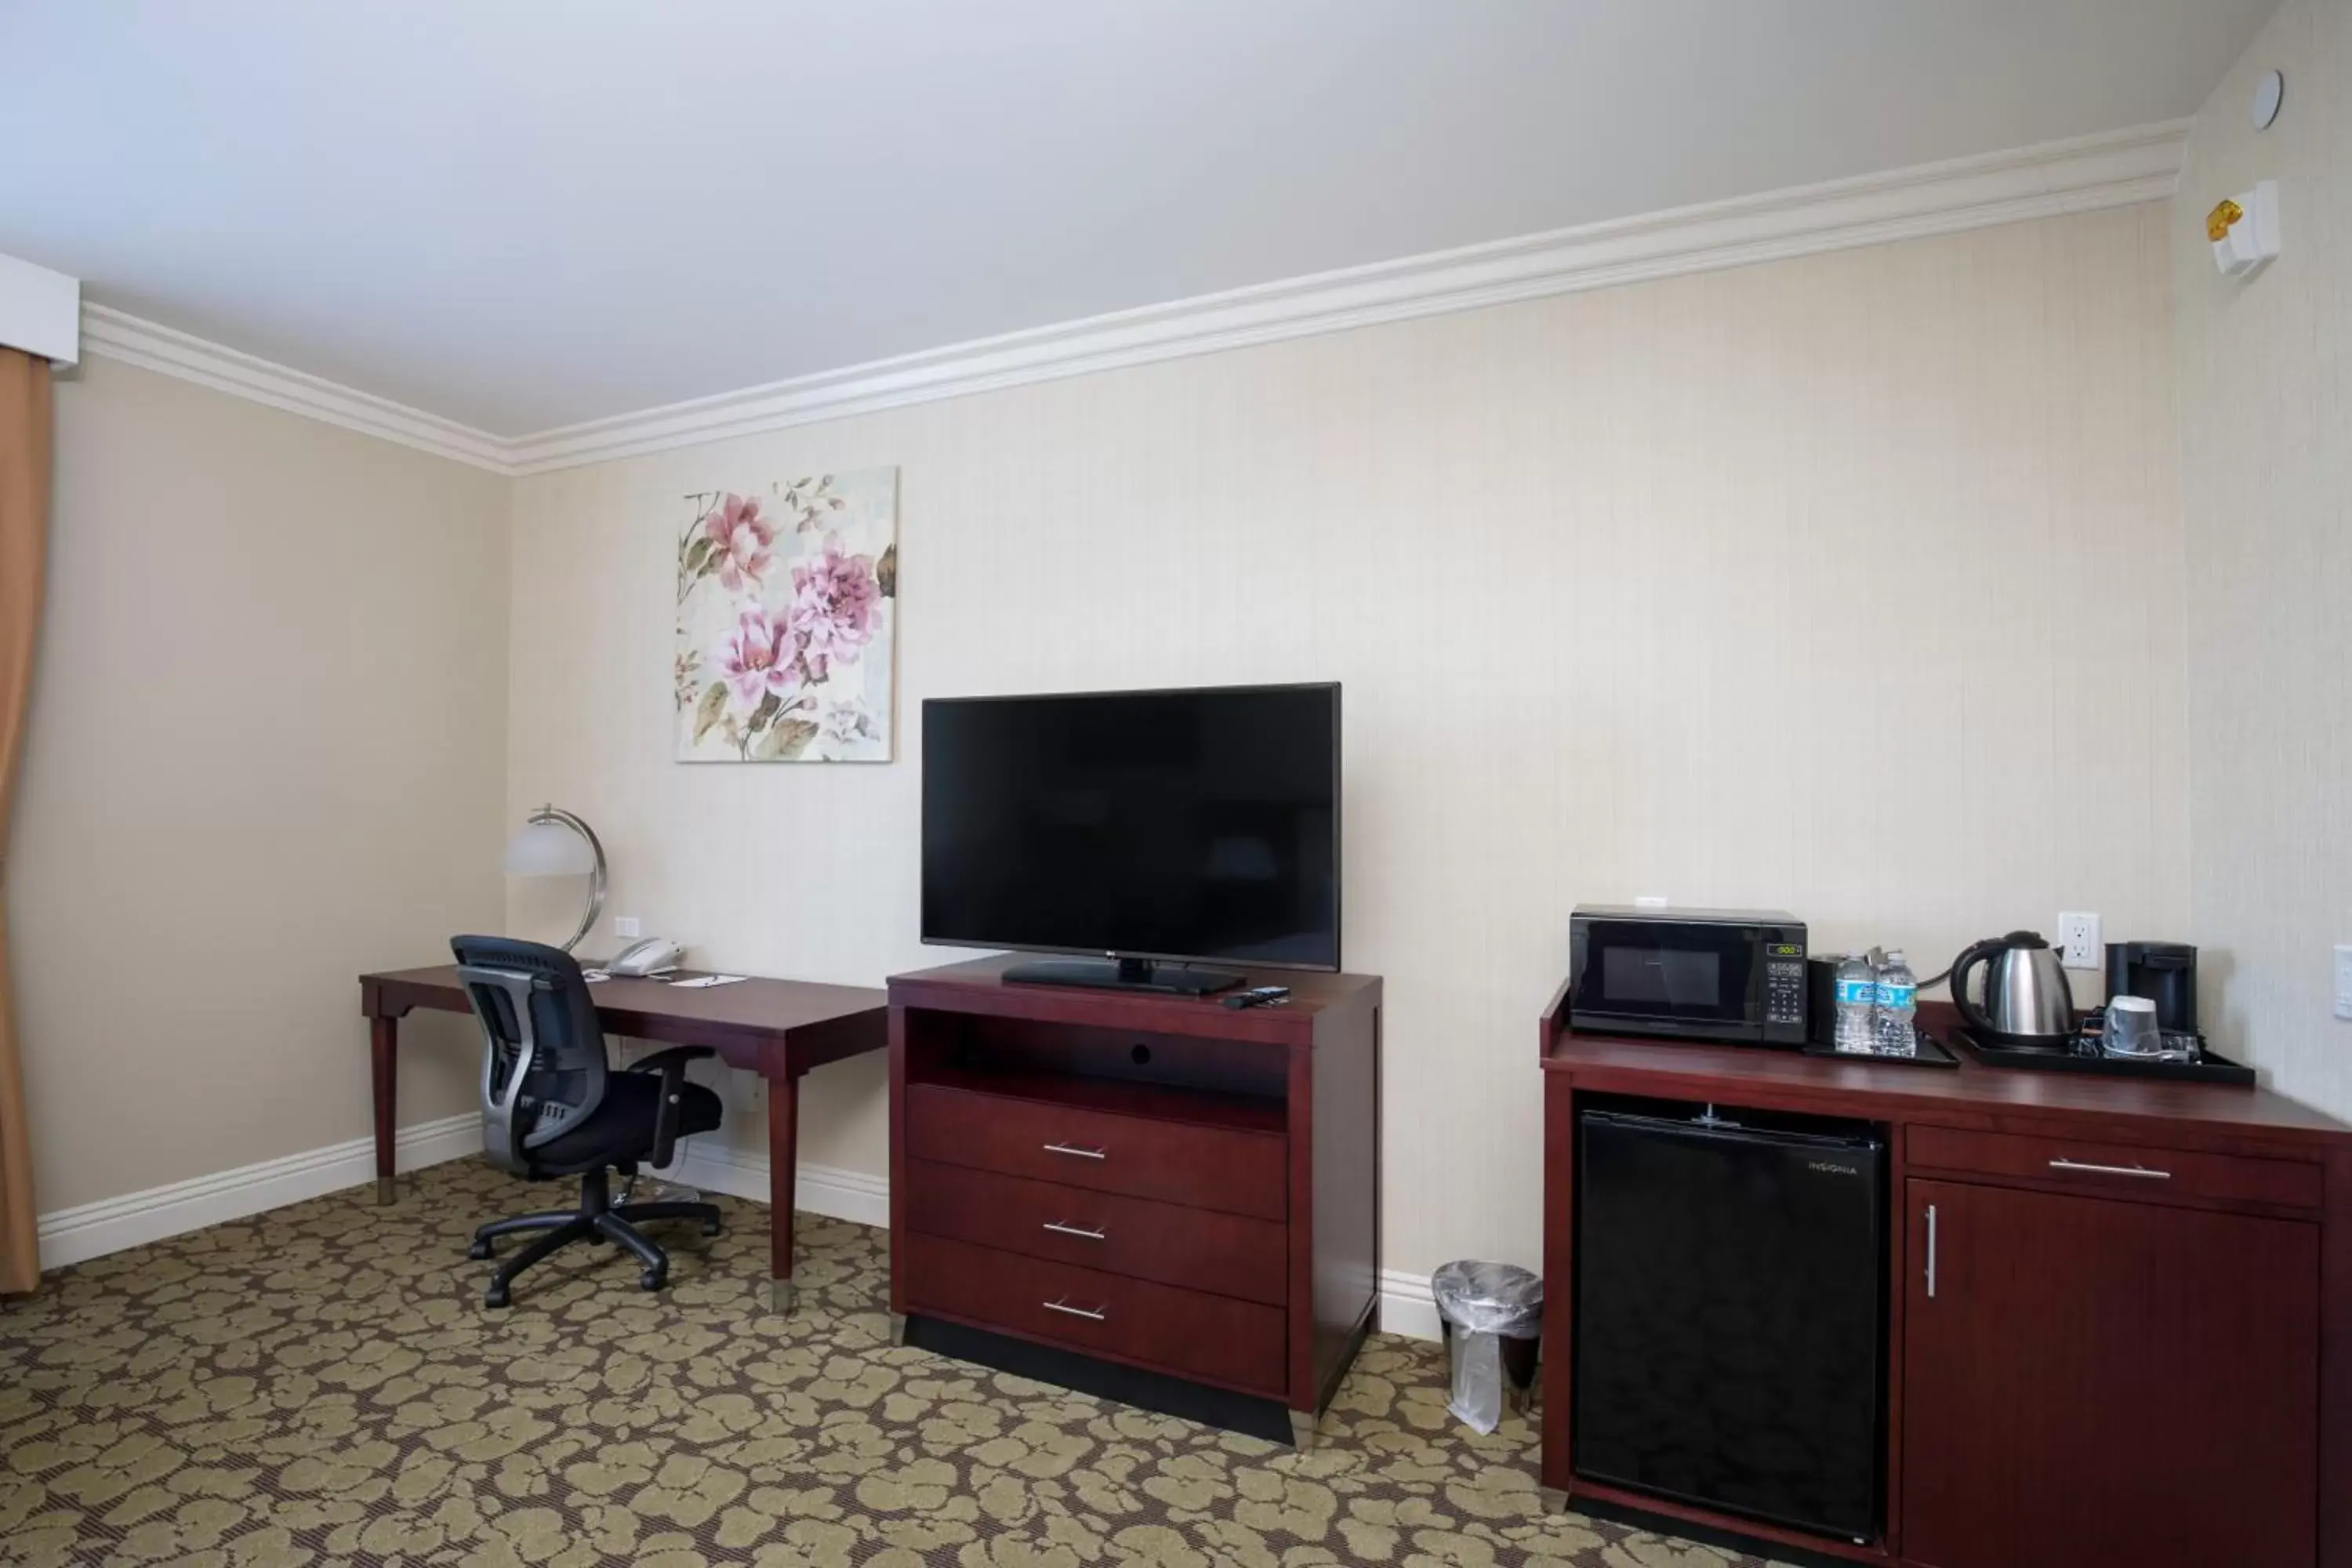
[{"left": 1567, "top": 906, "right": 1809, "bottom": 1047}]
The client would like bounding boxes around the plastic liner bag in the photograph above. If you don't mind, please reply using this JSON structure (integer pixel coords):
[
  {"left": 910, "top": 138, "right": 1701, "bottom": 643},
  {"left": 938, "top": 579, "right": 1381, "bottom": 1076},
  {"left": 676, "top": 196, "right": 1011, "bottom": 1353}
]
[{"left": 1431, "top": 1259, "right": 1544, "bottom": 1434}]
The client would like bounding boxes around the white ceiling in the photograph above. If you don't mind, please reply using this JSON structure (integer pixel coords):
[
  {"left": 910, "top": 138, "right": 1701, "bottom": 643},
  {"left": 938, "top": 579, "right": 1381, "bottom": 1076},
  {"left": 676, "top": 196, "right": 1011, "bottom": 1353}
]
[{"left": 2, "top": 0, "right": 2272, "bottom": 437}]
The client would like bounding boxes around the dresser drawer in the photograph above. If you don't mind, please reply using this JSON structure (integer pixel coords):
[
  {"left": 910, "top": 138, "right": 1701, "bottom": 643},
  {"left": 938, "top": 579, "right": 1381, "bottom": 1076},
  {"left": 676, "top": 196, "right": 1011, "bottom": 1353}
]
[
  {"left": 901, "top": 1232, "right": 1287, "bottom": 1396},
  {"left": 903, "top": 1159, "right": 1288, "bottom": 1306},
  {"left": 1908, "top": 1124, "right": 2323, "bottom": 1213},
  {"left": 904, "top": 1083, "right": 1287, "bottom": 1221}
]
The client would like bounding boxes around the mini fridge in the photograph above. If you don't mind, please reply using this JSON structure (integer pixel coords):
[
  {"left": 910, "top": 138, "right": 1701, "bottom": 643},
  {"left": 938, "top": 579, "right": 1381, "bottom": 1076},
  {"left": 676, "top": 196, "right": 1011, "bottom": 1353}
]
[{"left": 1573, "top": 1098, "right": 1886, "bottom": 1544}]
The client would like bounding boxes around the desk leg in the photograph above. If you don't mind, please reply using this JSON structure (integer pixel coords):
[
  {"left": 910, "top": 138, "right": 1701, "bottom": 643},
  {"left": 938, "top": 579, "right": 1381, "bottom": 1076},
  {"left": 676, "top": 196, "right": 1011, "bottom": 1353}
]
[
  {"left": 369, "top": 1016, "right": 398, "bottom": 1204},
  {"left": 764, "top": 1069, "right": 800, "bottom": 1314}
]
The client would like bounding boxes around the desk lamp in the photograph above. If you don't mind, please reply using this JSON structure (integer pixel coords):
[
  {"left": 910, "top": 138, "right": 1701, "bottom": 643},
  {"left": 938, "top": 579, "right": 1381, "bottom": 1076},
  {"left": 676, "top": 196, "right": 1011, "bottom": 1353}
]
[{"left": 503, "top": 805, "right": 606, "bottom": 953}]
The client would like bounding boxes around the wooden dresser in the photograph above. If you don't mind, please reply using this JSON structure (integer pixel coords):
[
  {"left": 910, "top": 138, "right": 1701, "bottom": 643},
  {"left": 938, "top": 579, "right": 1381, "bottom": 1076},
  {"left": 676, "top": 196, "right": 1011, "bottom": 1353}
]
[
  {"left": 889, "top": 955, "right": 1381, "bottom": 1444},
  {"left": 1540, "top": 988, "right": 2352, "bottom": 1568}
]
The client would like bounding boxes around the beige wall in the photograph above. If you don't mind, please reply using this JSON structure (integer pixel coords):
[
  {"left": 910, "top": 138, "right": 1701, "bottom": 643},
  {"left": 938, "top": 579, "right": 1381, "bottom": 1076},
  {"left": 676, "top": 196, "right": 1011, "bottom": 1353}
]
[
  {"left": 2176, "top": 0, "right": 2352, "bottom": 1120},
  {"left": 9, "top": 355, "right": 510, "bottom": 1214},
  {"left": 509, "top": 204, "right": 2188, "bottom": 1277}
]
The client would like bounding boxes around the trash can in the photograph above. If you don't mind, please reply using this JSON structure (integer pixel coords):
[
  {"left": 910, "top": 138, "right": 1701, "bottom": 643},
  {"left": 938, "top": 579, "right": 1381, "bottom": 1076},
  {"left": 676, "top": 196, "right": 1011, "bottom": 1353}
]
[{"left": 1431, "top": 1259, "right": 1544, "bottom": 1434}]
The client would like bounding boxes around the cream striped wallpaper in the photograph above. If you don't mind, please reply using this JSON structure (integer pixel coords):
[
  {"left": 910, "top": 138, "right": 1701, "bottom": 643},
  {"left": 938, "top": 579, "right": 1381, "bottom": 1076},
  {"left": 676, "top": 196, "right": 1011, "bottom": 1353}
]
[
  {"left": 507, "top": 203, "right": 2187, "bottom": 1275},
  {"left": 2175, "top": 0, "right": 2352, "bottom": 1123}
]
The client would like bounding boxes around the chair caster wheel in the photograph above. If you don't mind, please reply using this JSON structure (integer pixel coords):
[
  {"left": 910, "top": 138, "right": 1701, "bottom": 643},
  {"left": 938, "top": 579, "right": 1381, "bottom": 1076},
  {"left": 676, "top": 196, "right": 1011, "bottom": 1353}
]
[
  {"left": 467, "top": 1240, "right": 495, "bottom": 1261},
  {"left": 485, "top": 1284, "right": 511, "bottom": 1309},
  {"left": 587, "top": 1230, "right": 610, "bottom": 1246},
  {"left": 701, "top": 1220, "right": 723, "bottom": 1237},
  {"left": 641, "top": 1268, "right": 666, "bottom": 1292}
]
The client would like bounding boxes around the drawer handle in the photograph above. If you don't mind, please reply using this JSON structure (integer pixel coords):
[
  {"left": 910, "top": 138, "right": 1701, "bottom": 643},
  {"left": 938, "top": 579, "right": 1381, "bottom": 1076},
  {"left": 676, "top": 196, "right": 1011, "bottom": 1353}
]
[
  {"left": 1042, "top": 1221, "right": 1106, "bottom": 1241},
  {"left": 1043, "top": 1142, "right": 1107, "bottom": 1160},
  {"left": 2049, "top": 1158, "right": 2172, "bottom": 1180},
  {"left": 1042, "top": 1297, "right": 1106, "bottom": 1322}
]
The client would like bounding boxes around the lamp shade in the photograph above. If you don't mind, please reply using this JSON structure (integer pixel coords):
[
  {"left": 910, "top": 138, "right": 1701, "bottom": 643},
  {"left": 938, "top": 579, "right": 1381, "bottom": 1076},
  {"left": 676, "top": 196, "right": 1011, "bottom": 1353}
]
[{"left": 504, "top": 819, "right": 597, "bottom": 877}]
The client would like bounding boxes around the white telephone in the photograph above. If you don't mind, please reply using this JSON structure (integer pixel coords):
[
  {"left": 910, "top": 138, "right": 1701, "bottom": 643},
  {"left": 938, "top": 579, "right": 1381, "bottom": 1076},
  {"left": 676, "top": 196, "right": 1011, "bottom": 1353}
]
[{"left": 608, "top": 938, "right": 688, "bottom": 977}]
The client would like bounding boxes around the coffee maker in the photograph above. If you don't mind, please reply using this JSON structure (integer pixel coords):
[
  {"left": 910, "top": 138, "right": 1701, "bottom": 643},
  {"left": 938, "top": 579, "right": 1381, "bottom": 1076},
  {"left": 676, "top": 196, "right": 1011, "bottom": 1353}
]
[{"left": 2105, "top": 942, "right": 2198, "bottom": 1035}]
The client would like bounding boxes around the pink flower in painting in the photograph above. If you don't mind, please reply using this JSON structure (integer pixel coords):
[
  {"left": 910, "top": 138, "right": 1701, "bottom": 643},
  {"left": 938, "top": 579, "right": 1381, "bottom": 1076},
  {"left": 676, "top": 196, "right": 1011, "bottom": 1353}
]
[
  {"left": 715, "top": 606, "right": 803, "bottom": 709},
  {"left": 788, "top": 533, "right": 881, "bottom": 679},
  {"left": 702, "top": 493, "right": 775, "bottom": 592}
]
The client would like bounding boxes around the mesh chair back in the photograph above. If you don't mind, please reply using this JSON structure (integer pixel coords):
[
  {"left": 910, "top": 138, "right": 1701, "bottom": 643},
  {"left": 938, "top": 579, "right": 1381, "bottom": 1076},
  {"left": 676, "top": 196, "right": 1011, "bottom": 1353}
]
[{"left": 450, "top": 935, "right": 609, "bottom": 1176}]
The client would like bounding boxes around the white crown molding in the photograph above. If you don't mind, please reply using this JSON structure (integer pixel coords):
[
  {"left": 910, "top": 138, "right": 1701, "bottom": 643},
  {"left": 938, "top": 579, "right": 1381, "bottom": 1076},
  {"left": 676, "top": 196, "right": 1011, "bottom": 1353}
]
[
  {"left": 78, "top": 304, "right": 512, "bottom": 472},
  {"left": 35, "top": 1111, "right": 482, "bottom": 1272},
  {"left": 501, "top": 118, "right": 2188, "bottom": 475},
  {"left": 69, "top": 120, "right": 2187, "bottom": 479}
]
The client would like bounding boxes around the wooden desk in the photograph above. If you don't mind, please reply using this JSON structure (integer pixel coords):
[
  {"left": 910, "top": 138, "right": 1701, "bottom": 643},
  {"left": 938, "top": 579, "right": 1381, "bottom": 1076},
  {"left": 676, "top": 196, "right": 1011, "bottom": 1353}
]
[{"left": 359, "top": 965, "right": 888, "bottom": 1312}]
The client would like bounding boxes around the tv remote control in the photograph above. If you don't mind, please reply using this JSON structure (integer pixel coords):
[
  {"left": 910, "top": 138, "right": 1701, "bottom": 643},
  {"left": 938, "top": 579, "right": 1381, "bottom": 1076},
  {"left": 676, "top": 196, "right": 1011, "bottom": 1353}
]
[{"left": 1222, "top": 985, "right": 1292, "bottom": 1009}]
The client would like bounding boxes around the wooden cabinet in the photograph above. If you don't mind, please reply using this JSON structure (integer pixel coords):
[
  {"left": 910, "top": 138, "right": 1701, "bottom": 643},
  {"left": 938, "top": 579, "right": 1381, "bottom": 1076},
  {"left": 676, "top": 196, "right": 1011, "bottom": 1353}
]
[
  {"left": 1901, "top": 1178, "right": 2319, "bottom": 1568},
  {"left": 890, "top": 956, "right": 1382, "bottom": 1442},
  {"left": 1538, "top": 992, "right": 2352, "bottom": 1568}
]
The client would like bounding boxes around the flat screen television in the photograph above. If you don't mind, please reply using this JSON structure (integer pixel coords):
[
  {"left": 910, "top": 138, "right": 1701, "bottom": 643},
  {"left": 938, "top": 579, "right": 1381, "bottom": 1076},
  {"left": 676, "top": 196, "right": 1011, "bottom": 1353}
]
[{"left": 921, "top": 683, "right": 1340, "bottom": 993}]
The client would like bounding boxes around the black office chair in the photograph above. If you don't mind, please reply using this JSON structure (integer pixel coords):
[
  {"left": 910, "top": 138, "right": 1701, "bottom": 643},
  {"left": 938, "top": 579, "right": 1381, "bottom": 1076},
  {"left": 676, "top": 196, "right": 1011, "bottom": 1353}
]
[{"left": 451, "top": 935, "right": 726, "bottom": 1308}]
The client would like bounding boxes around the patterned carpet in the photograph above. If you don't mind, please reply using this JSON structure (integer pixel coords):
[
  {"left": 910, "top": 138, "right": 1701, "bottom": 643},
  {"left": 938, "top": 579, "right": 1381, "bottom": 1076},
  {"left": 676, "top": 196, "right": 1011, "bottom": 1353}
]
[{"left": 0, "top": 1160, "right": 1786, "bottom": 1567}]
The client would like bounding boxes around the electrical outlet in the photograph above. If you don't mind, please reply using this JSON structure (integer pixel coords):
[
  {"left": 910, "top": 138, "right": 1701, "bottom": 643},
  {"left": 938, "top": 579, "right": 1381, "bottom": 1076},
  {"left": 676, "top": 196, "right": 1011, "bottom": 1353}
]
[
  {"left": 1634, "top": 895, "right": 1669, "bottom": 909},
  {"left": 614, "top": 915, "right": 641, "bottom": 940},
  {"left": 2334, "top": 945, "right": 2352, "bottom": 1022},
  {"left": 2057, "top": 912, "right": 2101, "bottom": 970}
]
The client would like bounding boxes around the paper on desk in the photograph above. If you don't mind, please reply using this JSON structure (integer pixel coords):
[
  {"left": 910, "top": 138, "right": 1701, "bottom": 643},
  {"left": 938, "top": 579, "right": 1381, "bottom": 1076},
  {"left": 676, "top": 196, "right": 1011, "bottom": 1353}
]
[{"left": 670, "top": 974, "right": 746, "bottom": 988}]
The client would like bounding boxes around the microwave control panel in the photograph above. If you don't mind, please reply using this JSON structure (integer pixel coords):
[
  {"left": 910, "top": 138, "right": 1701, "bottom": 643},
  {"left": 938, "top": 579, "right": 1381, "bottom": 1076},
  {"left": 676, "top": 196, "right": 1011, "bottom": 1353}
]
[{"left": 1763, "top": 943, "right": 1807, "bottom": 1027}]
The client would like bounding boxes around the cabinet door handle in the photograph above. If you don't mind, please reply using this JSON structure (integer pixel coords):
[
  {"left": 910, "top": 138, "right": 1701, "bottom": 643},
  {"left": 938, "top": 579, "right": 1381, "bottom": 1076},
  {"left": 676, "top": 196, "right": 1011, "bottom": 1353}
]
[
  {"left": 1042, "top": 1297, "right": 1106, "bottom": 1321},
  {"left": 1926, "top": 1203, "right": 1937, "bottom": 1300},
  {"left": 1042, "top": 1221, "right": 1106, "bottom": 1241},
  {"left": 1043, "top": 1142, "right": 1107, "bottom": 1160},
  {"left": 2048, "top": 1158, "right": 2171, "bottom": 1180}
]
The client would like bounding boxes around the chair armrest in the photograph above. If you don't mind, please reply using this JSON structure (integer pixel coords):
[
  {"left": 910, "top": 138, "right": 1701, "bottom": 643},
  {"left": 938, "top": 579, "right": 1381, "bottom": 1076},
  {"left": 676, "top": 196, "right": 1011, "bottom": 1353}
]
[
  {"left": 626, "top": 1044, "right": 715, "bottom": 1075},
  {"left": 636, "top": 1046, "right": 714, "bottom": 1168}
]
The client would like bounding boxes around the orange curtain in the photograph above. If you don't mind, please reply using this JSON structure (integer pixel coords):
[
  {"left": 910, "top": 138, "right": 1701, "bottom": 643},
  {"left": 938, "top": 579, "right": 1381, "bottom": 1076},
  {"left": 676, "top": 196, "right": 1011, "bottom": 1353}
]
[{"left": 0, "top": 349, "right": 50, "bottom": 1295}]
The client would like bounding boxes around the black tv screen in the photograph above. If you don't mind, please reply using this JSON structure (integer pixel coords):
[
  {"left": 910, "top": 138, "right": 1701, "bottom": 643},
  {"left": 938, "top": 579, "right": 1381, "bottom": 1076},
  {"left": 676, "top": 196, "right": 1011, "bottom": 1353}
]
[{"left": 922, "top": 684, "right": 1341, "bottom": 970}]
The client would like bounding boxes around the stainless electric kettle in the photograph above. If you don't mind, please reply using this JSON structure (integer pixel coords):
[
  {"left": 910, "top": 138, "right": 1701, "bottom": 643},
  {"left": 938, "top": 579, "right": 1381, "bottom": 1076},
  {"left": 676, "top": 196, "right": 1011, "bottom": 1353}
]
[{"left": 1948, "top": 930, "right": 2076, "bottom": 1046}]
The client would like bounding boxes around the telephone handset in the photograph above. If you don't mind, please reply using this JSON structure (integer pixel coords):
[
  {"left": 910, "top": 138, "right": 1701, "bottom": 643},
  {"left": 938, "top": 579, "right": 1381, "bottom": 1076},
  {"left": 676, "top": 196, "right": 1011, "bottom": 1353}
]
[{"left": 608, "top": 938, "right": 687, "bottom": 977}]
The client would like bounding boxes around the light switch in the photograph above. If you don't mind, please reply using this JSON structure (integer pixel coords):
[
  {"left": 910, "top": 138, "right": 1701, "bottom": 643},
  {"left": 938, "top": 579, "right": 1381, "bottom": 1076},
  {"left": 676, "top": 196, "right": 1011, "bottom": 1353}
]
[
  {"left": 2334, "top": 945, "right": 2352, "bottom": 1022},
  {"left": 615, "top": 915, "right": 642, "bottom": 940}
]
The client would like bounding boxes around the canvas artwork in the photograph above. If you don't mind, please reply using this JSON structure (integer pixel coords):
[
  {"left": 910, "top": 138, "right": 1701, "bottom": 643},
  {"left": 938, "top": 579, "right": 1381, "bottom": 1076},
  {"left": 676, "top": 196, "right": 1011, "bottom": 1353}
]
[{"left": 673, "top": 466, "right": 898, "bottom": 762}]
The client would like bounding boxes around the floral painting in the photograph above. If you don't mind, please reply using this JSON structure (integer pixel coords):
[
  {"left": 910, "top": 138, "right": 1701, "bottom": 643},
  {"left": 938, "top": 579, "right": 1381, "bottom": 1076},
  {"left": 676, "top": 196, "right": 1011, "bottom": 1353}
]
[{"left": 673, "top": 467, "right": 898, "bottom": 762}]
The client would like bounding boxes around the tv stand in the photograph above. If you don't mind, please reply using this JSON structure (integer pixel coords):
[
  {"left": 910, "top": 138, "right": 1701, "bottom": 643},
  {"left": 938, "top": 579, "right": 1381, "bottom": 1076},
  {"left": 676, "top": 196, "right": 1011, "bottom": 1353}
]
[
  {"left": 1001, "top": 955, "right": 1245, "bottom": 996},
  {"left": 889, "top": 953, "right": 1382, "bottom": 1444}
]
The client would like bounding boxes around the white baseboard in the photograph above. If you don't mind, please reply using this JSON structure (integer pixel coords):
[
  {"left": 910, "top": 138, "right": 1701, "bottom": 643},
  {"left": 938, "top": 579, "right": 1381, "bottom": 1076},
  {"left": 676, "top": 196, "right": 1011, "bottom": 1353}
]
[
  {"left": 35, "top": 1112, "right": 485, "bottom": 1272},
  {"left": 660, "top": 1137, "right": 891, "bottom": 1230},
  {"left": 667, "top": 1139, "right": 1443, "bottom": 1338},
  {"left": 35, "top": 1115, "right": 1449, "bottom": 1339},
  {"left": 1379, "top": 1268, "right": 1441, "bottom": 1341}
]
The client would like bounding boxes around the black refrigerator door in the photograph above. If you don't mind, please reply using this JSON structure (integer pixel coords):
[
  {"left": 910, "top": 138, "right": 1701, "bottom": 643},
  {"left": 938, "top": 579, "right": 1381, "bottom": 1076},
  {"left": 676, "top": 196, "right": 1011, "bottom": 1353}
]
[{"left": 1573, "top": 1103, "right": 1886, "bottom": 1544}]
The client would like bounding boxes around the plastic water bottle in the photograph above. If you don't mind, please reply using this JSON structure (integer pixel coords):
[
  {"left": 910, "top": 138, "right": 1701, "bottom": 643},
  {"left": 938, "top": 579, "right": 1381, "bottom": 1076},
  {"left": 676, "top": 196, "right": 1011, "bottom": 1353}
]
[
  {"left": 1834, "top": 953, "right": 1878, "bottom": 1053},
  {"left": 1875, "top": 949, "right": 1918, "bottom": 1054}
]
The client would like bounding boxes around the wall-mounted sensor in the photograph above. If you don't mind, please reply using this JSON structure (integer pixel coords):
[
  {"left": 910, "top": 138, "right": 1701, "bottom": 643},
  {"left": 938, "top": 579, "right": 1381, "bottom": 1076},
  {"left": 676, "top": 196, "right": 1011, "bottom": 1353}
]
[
  {"left": 2210, "top": 180, "right": 2281, "bottom": 279},
  {"left": 2253, "top": 69, "right": 2284, "bottom": 131}
]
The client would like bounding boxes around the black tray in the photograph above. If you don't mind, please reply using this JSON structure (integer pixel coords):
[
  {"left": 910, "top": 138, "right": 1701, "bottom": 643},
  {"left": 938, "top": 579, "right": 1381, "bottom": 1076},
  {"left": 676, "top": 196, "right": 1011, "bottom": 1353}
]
[
  {"left": 1799, "top": 1028, "right": 1960, "bottom": 1069},
  {"left": 1952, "top": 1025, "right": 2257, "bottom": 1086}
]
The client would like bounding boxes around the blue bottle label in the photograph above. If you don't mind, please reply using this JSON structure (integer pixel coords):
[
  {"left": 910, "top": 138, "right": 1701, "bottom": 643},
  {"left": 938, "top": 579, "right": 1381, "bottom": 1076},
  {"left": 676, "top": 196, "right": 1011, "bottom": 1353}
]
[
  {"left": 1875, "top": 981, "right": 1917, "bottom": 1010},
  {"left": 1836, "top": 978, "right": 1875, "bottom": 1006}
]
